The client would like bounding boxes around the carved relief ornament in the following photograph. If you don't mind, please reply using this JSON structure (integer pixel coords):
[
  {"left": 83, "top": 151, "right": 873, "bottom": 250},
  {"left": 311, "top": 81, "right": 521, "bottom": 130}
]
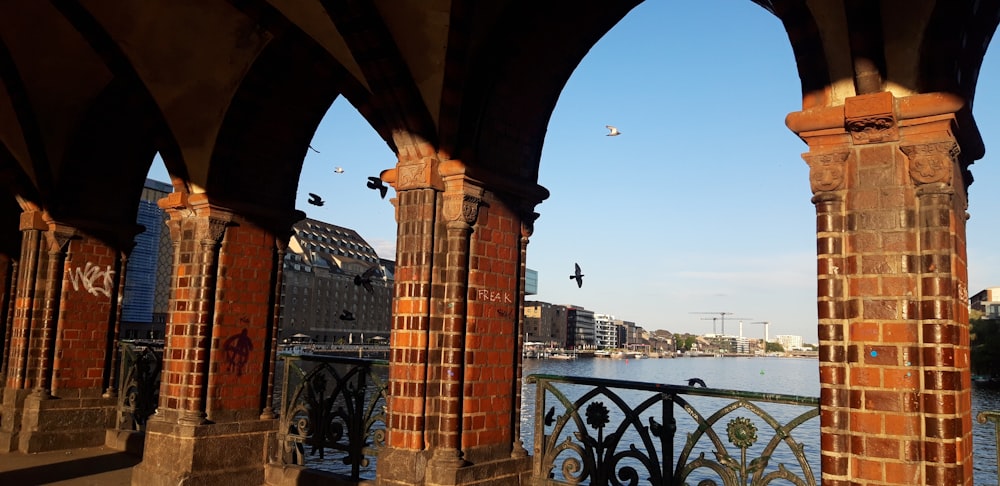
[
  {"left": 846, "top": 115, "right": 898, "bottom": 144},
  {"left": 802, "top": 150, "right": 850, "bottom": 193},
  {"left": 901, "top": 141, "right": 959, "bottom": 186},
  {"left": 443, "top": 193, "right": 484, "bottom": 226}
]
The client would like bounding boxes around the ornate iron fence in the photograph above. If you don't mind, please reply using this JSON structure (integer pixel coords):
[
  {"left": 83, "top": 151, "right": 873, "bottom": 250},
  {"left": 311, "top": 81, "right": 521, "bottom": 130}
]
[
  {"left": 527, "top": 373, "right": 819, "bottom": 486},
  {"left": 276, "top": 354, "right": 388, "bottom": 481},
  {"left": 978, "top": 410, "right": 1000, "bottom": 484},
  {"left": 116, "top": 341, "right": 162, "bottom": 431}
]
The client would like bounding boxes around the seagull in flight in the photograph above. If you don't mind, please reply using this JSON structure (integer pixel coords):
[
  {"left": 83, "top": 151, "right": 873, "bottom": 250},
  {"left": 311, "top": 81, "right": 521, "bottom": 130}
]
[
  {"left": 569, "top": 263, "right": 584, "bottom": 288},
  {"left": 334, "top": 167, "right": 344, "bottom": 174},
  {"left": 307, "top": 193, "right": 325, "bottom": 206},
  {"left": 687, "top": 377, "right": 707, "bottom": 387},
  {"left": 605, "top": 125, "right": 621, "bottom": 136},
  {"left": 367, "top": 176, "right": 389, "bottom": 199},
  {"left": 339, "top": 309, "right": 356, "bottom": 321}
]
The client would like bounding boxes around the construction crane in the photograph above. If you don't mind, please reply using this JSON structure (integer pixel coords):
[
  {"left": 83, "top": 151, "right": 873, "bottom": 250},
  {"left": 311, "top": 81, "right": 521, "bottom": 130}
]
[
  {"left": 691, "top": 312, "right": 733, "bottom": 335},
  {"left": 690, "top": 312, "right": 752, "bottom": 336},
  {"left": 751, "top": 321, "right": 771, "bottom": 348},
  {"left": 700, "top": 317, "right": 719, "bottom": 334}
]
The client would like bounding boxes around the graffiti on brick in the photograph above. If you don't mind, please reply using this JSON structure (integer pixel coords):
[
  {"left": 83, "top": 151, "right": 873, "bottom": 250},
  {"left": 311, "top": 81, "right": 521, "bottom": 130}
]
[
  {"left": 68, "top": 262, "right": 114, "bottom": 297},
  {"left": 223, "top": 328, "right": 253, "bottom": 376},
  {"left": 475, "top": 289, "right": 512, "bottom": 303}
]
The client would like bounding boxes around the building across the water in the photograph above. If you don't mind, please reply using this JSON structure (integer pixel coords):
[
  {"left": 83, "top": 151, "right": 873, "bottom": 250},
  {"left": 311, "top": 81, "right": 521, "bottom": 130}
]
[{"left": 278, "top": 218, "right": 393, "bottom": 344}]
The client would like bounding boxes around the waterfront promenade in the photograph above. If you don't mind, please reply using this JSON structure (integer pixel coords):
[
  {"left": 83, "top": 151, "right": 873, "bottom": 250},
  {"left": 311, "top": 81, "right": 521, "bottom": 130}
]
[{"left": 0, "top": 446, "right": 136, "bottom": 486}]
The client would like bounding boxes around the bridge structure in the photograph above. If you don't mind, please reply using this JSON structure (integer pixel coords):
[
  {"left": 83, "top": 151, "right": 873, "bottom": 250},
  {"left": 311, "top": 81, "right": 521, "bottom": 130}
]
[{"left": 0, "top": 2, "right": 994, "bottom": 485}]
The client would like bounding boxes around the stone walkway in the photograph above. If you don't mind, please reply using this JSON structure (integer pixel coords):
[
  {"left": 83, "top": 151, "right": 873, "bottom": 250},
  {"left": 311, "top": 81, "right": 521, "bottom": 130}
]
[{"left": 0, "top": 446, "right": 136, "bottom": 485}]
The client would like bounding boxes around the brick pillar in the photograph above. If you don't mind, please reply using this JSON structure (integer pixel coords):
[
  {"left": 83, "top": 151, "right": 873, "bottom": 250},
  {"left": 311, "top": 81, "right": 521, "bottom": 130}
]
[
  {"left": 788, "top": 91, "right": 976, "bottom": 485},
  {"left": 133, "top": 193, "right": 283, "bottom": 486},
  {"left": 0, "top": 211, "right": 126, "bottom": 453},
  {"left": 0, "top": 254, "right": 18, "bottom": 394},
  {"left": 510, "top": 212, "right": 538, "bottom": 459},
  {"left": 377, "top": 147, "right": 540, "bottom": 485}
]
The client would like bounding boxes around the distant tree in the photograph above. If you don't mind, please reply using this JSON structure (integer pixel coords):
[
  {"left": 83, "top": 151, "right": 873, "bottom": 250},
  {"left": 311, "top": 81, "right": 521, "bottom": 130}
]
[
  {"left": 971, "top": 317, "right": 1000, "bottom": 378},
  {"left": 765, "top": 342, "right": 785, "bottom": 353}
]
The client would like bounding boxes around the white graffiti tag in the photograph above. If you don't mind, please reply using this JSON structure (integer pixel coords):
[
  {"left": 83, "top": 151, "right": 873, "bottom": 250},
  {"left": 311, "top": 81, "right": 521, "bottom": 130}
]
[{"left": 68, "top": 262, "right": 114, "bottom": 297}]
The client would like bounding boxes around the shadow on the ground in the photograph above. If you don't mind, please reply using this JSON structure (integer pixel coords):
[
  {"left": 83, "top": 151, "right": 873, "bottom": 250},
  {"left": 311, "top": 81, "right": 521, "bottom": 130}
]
[{"left": 0, "top": 451, "right": 139, "bottom": 485}]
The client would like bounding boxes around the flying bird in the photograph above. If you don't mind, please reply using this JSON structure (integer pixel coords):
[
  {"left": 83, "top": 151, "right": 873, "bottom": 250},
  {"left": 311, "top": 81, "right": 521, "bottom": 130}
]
[
  {"left": 308, "top": 144, "right": 320, "bottom": 153},
  {"left": 687, "top": 377, "right": 707, "bottom": 388},
  {"left": 339, "top": 309, "right": 356, "bottom": 321},
  {"left": 569, "top": 263, "right": 584, "bottom": 288},
  {"left": 353, "top": 266, "right": 380, "bottom": 293},
  {"left": 367, "top": 176, "right": 389, "bottom": 199},
  {"left": 334, "top": 167, "right": 344, "bottom": 174},
  {"left": 605, "top": 125, "right": 621, "bottom": 136},
  {"left": 307, "top": 193, "right": 325, "bottom": 206}
]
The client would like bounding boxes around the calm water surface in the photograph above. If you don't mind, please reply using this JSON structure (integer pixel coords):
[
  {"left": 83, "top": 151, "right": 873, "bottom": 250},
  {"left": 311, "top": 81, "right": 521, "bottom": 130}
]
[{"left": 520, "top": 356, "right": 1000, "bottom": 485}]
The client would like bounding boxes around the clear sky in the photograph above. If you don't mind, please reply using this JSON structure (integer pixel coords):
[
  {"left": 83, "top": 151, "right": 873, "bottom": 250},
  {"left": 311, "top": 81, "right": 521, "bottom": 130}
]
[{"left": 150, "top": 1, "right": 1000, "bottom": 343}]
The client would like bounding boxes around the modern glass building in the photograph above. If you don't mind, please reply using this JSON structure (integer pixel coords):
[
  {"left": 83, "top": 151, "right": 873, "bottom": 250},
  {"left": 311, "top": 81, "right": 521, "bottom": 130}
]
[{"left": 120, "top": 178, "right": 173, "bottom": 339}]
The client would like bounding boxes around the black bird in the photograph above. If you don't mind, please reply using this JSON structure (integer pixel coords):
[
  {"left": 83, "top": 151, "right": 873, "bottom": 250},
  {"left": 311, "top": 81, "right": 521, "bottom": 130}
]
[
  {"left": 353, "top": 266, "right": 380, "bottom": 293},
  {"left": 687, "top": 377, "right": 707, "bottom": 388},
  {"left": 367, "top": 176, "right": 389, "bottom": 199},
  {"left": 339, "top": 309, "right": 356, "bottom": 321},
  {"left": 307, "top": 193, "right": 325, "bottom": 206},
  {"left": 308, "top": 144, "right": 320, "bottom": 153},
  {"left": 569, "top": 263, "right": 584, "bottom": 288}
]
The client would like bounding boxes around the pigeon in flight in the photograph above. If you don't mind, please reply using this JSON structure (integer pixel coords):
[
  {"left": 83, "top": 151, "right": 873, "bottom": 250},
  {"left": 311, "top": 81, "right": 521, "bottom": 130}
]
[
  {"left": 334, "top": 167, "right": 344, "bottom": 174},
  {"left": 367, "top": 176, "right": 389, "bottom": 199},
  {"left": 308, "top": 144, "right": 320, "bottom": 153},
  {"left": 339, "top": 309, "right": 356, "bottom": 321},
  {"left": 687, "top": 377, "right": 707, "bottom": 387},
  {"left": 353, "top": 266, "right": 380, "bottom": 293},
  {"left": 307, "top": 193, "right": 325, "bottom": 206},
  {"left": 569, "top": 263, "right": 584, "bottom": 288},
  {"left": 605, "top": 125, "right": 621, "bottom": 136}
]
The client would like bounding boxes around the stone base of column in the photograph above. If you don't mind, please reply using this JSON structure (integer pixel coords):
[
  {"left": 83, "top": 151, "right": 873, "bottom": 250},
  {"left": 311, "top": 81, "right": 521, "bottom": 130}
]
[
  {"left": 377, "top": 447, "right": 532, "bottom": 486},
  {"left": 0, "top": 388, "right": 29, "bottom": 452},
  {"left": 0, "top": 388, "right": 115, "bottom": 453},
  {"left": 131, "top": 417, "right": 276, "bottom": 486}
]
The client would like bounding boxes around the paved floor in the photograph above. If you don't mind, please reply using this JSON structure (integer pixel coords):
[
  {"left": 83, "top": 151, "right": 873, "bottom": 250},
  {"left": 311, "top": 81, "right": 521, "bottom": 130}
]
[{"left": 0, "top": 446, "right": 137, "bottom": 486}]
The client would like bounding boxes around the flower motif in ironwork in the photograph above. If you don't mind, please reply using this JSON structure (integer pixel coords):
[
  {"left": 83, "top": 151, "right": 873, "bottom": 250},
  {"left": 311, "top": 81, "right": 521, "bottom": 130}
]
[
  {"left": 585, "top": 402, "right": 610, "bottom": 430},
  {"left": 726, "top": 416, "right": 758, "bottom": 449}
]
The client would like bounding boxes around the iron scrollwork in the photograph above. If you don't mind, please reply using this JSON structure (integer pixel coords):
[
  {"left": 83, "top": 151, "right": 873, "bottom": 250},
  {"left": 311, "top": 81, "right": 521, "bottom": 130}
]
[
  {"left": 528, "top": 374, "right": 819, "bottom": 486},
  {"left": 277, "top": 355, "right": 388, "bottom": 481}
]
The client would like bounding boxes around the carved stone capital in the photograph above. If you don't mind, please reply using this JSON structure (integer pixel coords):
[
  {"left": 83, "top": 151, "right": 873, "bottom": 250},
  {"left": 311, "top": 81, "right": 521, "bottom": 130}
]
[
  {"left": 520, "top": 212, "right": 539, "bottom": 239},
  {"left": 845, "top": 92, "right": 898, "bottom": 144},
  {"left": 802, "top": 150, "right": 850, "bottom": 193},
  {"left": 198, "top": 217, "right": 229, "bottom": 245},
  {"left": 901, "top": 141, "right": 959, "bottom": 186},
  {"left": 44, "top": 226, "right": 75, "bottom": 254},
  {"left": 442, "top": 192, "right": 484, "bottom": 226}
]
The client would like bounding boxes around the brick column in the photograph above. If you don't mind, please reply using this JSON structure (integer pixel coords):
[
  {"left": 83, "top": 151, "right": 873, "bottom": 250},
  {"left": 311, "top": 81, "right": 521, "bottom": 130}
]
[
  {"left": 133, "top": 193, "right": 283, "bottom": 486},
  {"left": 510, "top": 212, "right": 538, "bottom": 459},
  {"left": 377, "top": 145, "right": 539, "bottom": 486},
  {"left": 788, "top": 91, "right": 976, "bottom": 485},
  {"left": 0, "top": 210, "right": 128, "bottom": 453},
  {"left": 428, "top": 166, "right": 483, "bottom": 471},
  {"left": 0, "top": 255, "right": 18, "bottom": 392}
]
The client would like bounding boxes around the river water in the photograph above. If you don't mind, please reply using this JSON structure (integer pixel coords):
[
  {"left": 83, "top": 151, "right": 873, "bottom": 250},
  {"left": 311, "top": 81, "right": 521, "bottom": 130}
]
[{"left": 520, "top": 356, "right": 1000, "bottom": 485}]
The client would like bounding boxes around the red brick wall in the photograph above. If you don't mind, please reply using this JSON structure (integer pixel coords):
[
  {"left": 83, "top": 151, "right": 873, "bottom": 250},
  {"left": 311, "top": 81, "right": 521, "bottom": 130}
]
[
  {"left": 207, "top": 220, "right": 276, "bottom": 421},
  {"left": 51, "top": 234, "right": 119, "bottom": 394},
  {"left": 463, "top": 194, "right": 519, "bottom": 455}
]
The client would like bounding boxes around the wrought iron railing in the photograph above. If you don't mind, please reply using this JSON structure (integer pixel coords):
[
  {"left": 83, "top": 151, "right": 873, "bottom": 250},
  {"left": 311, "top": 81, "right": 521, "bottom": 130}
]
[
  {"left": 116, "top": 341, "right": 162, "bottom": 431},
  {"left": 527, "top": 373, "right": 820, "bottom": 486},
  {"left": 276, "top": 354, "right": 388, "bottom": 481},
  {"left": 978, "top": 410, "right": 1000, "bottom": 484}
]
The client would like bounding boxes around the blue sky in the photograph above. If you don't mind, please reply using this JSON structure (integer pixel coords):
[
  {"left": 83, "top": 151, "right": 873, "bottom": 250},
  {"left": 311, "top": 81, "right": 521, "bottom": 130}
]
[{"left": 150, "top": 1, "right": 1000, "bottom": 343}]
